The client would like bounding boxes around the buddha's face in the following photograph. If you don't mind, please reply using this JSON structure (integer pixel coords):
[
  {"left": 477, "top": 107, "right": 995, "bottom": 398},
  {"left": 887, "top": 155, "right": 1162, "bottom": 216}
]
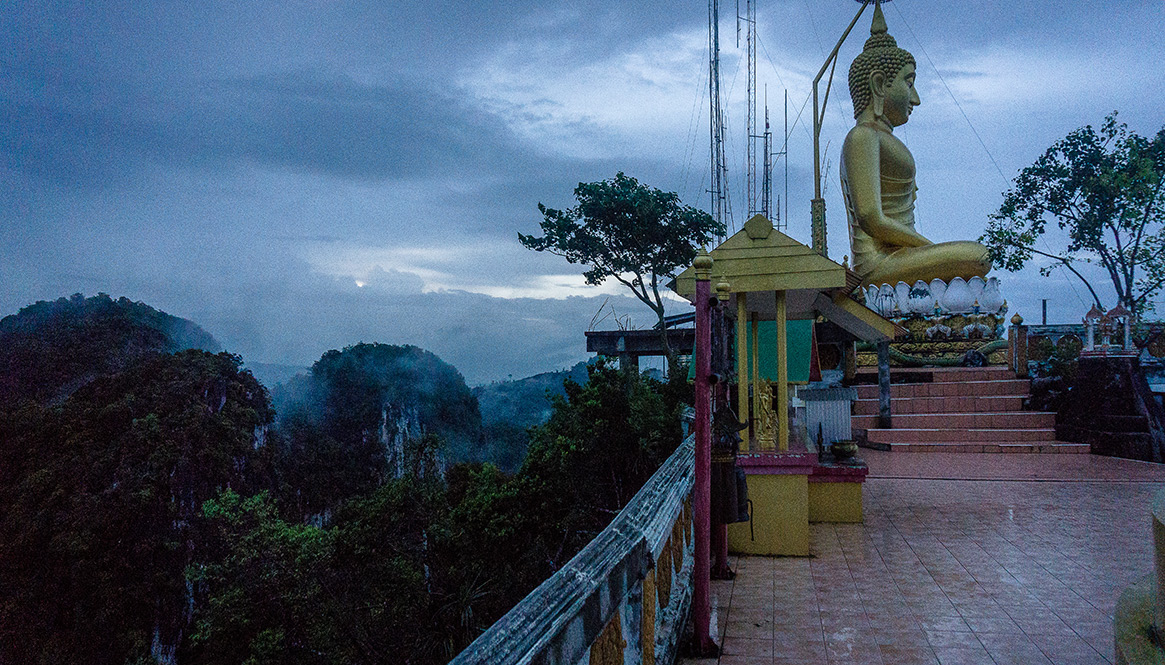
[{"left": 882, "top": 63, "right": 920, "bottom": 127}]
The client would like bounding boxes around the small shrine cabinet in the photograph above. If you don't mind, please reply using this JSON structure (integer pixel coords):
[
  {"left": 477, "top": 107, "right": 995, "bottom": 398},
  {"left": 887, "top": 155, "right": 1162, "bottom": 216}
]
[{"left": 674, "top": 214, "right": 900, "bottom": 555}]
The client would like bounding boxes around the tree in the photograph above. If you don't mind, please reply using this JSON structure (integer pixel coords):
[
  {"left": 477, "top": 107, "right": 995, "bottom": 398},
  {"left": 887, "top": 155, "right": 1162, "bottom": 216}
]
[
  {"left": 981, "top": 113, "right": 1165, "bottom": 318},
  {"left": 519, "top": 172, "right": 724, "bottom": 366},
  {"left": 0, "top": 350, "right": 272, "bottom": 665},
  {"left": 188, "top": 481, "right": 443, "bottom": 665}
]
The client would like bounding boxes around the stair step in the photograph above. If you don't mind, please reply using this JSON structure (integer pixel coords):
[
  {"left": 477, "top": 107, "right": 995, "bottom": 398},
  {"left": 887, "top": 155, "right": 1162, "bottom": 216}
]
[
  {"left": 877, "top": 442, "right": 1090, "bottom": 454},
  {"left": 854, "top": 395, "right": 1025, "bottom": 415},
  {"left": 851, "top": 366, "right": 1078, "bottom": 454},
  {"left": 855, "top": 366, "right": 1017, "bottom": 383},
  {"left": 853, "top": 412, "right": 1055, "bottom": 430},
  {"left": 866, "top": 428, "right": 1057, "bottom": 444},
  {"left": 855, "top": 379, "right": 1032, "bottom": 399}
]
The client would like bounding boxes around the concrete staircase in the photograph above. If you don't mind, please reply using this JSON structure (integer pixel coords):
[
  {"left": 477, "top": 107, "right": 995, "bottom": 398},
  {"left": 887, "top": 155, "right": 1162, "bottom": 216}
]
[{"left": 852, "top": 366, "right": 1089, "bottom": 453}]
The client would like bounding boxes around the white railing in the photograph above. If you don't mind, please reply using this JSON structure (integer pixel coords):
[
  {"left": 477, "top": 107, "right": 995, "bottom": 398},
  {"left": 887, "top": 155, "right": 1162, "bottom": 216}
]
[{"left": 449, "top": 435, "right": 695, "bottom": 665}]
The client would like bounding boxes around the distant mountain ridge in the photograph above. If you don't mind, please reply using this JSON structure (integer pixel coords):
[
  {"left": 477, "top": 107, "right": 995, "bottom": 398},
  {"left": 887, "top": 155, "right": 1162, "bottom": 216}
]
[
  {"left": 471, "top": 361, "right": 592, "bottom": 470},
  {"left": 244, "top": 361, "right": 309, "bottom": 389},
  {"left": 0, "top": 293, "right": 220, "bottom": 406},
  {"left": 473, "top": 360, "right": 590, "bottom": 431}
]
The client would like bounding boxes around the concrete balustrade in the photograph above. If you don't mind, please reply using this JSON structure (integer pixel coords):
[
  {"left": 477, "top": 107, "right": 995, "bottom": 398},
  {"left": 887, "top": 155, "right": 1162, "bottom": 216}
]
[
  {"left": 450, "top": 437, "right": 696, "bottom": 665},
  {"left": 1115, "top": 488, "right": 1165, "bottom": 664}
]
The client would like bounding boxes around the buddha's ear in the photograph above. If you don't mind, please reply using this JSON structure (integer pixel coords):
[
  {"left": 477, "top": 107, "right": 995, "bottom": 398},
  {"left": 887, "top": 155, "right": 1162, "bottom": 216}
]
[{"left": 869, "top": 70, "right": 886, "bottom": 118}]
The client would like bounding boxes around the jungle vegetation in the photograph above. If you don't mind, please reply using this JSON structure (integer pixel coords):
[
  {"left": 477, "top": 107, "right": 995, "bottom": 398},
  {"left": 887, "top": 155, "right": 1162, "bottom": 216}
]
[{"left": 0, "top": 295, "right": 687, "bottom": 665}]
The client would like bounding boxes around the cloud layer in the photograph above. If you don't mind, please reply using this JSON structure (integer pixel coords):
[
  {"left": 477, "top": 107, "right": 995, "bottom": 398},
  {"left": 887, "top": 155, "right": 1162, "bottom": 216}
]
[{"left": 3, "top": 0, "right": 1163, "bottom": 382}]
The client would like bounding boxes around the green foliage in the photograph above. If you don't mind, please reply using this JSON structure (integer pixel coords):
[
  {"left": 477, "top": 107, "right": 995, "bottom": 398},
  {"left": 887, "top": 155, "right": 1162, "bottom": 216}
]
[
  {"left": 0, "top": 296, "right": 686, "bottom": 665},
  {"left": 308, "top": 343, "right": 480, "bottom": 455},
  {"left": 271, "top": 343, "right": 482, "bottom": 518},
  {"left": 188, "top": 490, "right": 330, "bottom": 665},
  {"left": 0, "top": 292, "right": 220, "bottom": 406},
  {"left": 472, "top": 360, "right": 592, "bottom": 472},
  {"left": 0, "top": 351, "right": 271, "bottom": 665},
  {"left": 188, "top": 479, "right": 443, "bottom": 665},
  {"left": 522, "top": 360, "right": 683, "bottom": 515},
  {"left": 520, "top": 173, "right": 723, "bottom": 360},
  {"left": 982, "top": 113, "right": 1165, "bottom": 316},
  {"left": 445, "top": 360, "right": 685, "bottom": 637},
  {"left": 1029, "top": 336, "right": 1082, "bottom": 384}
]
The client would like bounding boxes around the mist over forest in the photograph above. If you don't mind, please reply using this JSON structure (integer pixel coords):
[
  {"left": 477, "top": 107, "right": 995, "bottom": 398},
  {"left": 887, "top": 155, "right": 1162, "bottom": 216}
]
[{"left": 0, "top": 293, "right": 685, "bottom": 664}]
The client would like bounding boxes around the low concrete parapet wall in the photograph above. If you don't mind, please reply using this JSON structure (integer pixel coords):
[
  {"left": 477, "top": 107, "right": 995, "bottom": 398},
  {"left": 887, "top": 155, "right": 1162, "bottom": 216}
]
[{"left": 1115, "top": 489, "right": 1165, "bottom": 664}]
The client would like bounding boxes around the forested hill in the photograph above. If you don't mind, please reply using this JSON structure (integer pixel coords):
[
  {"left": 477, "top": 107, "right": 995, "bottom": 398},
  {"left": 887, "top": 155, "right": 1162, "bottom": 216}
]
[
  {"left": 0, "top": 293, "right": 220, "bottom": 406},
  {"left": 0, "top": 291, "right": 688, "bottom": 664},
  {"left": 473, "top": 361, "right": 590, "bottom": 430},
  {"left": 471, "top": 360, "right": 590, "bottom": 470},
  {"left": 271, "top": 343, "right": 486, "bottom": 516}
]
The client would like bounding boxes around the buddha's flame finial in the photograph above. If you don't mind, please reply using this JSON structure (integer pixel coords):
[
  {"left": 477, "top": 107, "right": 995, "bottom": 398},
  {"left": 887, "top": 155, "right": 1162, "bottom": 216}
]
[{"left": 871, "top": 3, "right": 887, "bottom": 36}]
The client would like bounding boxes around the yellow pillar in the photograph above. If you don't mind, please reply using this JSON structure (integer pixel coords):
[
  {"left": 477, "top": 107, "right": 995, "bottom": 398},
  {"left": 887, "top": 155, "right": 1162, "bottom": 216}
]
[
  {"left": 736, "top": 294, "right": 749, "bottom": 452},
  {"left": 641, "top": 569, "right": 656, "bottom": 665},
  {"left": 776, "top": 290, "right": 789, "bottom": 451},
  {"left": 750, "top": 313, "right": 763, "bottom": 450}
]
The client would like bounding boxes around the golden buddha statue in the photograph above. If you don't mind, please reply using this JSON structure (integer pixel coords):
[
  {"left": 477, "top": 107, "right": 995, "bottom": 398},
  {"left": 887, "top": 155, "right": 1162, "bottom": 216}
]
[{"left": 840, "top": 4, "right": 990, "bottom": 287}]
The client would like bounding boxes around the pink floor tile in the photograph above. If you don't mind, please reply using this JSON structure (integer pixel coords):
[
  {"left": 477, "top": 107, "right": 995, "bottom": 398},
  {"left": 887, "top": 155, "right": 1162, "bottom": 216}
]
[{"left": 679, "top": 456, "right": 1157, "bottom": 665}]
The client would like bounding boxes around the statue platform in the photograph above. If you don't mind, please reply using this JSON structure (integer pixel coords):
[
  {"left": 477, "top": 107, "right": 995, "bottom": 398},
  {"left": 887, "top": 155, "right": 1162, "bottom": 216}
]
[{"left": 856, "top": 276, "right": 1009, "bottom": 367}]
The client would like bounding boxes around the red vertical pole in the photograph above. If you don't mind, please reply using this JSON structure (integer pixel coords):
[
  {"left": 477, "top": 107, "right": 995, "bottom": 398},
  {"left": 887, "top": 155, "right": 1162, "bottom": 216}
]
[{"left": 692, "top": 251, "right": 716, "bottom": 654}]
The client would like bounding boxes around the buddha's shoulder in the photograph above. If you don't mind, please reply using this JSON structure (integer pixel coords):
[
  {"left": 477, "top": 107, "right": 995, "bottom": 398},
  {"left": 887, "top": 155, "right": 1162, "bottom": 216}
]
[{"left": 843, "top": 123, "right": 884, "bottom": 149}]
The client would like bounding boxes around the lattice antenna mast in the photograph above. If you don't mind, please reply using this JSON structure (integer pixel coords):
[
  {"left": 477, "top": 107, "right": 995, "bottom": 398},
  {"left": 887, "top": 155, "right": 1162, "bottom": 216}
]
[
  {"left": 709, "top": 0, "right": 730, "bottom": 239},
  {"left": 762, "top": 95, "right": 773, "bottom": 221},
  {"left": 739, "top": 0, "right": 758, "bottom": 218}
]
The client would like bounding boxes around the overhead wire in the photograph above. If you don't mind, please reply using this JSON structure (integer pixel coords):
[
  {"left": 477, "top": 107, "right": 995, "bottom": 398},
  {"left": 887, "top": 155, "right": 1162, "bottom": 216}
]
[
  {"left": 800, "top": 0, "right": 828, "bottom": 58},
  {"left": 890, "top": 2, "right": 1007, "bottom": 187},
  {"left": 756, "top": 33, "right": 815, "bottom": 146},
  {"left": 892, "top": 0, "right": 1088, "bottom": 310},
  {"left": 680, "top": 36, "right": 712, "bottom": 203}
]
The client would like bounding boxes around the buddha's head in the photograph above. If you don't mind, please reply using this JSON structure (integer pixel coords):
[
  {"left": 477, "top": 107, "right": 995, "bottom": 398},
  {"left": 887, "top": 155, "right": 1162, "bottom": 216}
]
[{"left": 848, "top": 4, "right": 918, "bottom": 126}]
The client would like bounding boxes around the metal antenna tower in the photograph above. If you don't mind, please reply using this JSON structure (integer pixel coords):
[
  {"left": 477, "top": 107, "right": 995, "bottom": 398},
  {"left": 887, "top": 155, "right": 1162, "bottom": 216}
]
[
  {"left": 762, "top": 100, "right": 773, "bottom": 221},
  {"left": 709, "top": 0, "right": 730, "bottom": 238},
  {"left": 760, "top": 90, "right": 788, "bottom": 231},
  {"left": 738, "top": 0, "right": 758, "bottom": 218}
]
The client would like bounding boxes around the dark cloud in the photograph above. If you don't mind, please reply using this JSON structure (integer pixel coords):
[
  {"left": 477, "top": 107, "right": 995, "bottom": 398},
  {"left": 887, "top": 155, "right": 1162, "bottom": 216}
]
[
  {"left": 3, "top": 0, "right": 1159, "bottom": 386},
  {"left": 1, "top": 69, "right": 558, "bottom": 187}
]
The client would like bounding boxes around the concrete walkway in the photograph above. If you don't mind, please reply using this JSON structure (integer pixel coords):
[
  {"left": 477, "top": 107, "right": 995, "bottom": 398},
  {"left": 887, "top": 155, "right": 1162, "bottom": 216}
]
[{"left": 682, "top": 452, "right": 1165, "bottom": 664}]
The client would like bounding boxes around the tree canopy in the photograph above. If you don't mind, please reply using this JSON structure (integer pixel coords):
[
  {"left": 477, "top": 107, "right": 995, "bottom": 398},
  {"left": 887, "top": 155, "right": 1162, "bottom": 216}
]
[
  {"left": 0, "top": 293, "right": 687, "bottom": 665},
  {"left": 0, "top": 350, "right": 271, "bottom": 665},
  {"left": 188, "top": 360, "right": 684, "bottom": 665},
  {"left": 271, "top": 343, "right": 482, "bottom": 520},
  {"left": 981, "top": 113, "right": 1165, "bottom": 317},
  {"left": 0, "top": 293, "right": 220, "bottom": 407},
  {"left": 519, "top": 172, "right": 723, "bottom": 361}
]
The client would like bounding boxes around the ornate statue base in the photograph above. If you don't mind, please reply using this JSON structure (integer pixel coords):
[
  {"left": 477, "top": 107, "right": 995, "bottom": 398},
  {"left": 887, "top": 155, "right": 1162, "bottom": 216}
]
[{"left": 857, "top": 276, "right": 1009, "bottom": 367}]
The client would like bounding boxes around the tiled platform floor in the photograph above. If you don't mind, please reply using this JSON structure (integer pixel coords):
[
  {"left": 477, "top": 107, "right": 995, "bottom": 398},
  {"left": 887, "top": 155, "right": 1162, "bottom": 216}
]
[{"left": 683, "top": 453, "right": 1165, "bottom": 664}]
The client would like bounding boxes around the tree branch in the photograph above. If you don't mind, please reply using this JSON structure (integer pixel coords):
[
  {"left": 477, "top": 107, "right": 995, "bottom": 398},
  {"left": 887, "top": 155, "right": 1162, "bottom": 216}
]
[
  {"left": 1027, "top": 247, "right": 1105, "bottom": 308},
  {"left": 1131, "top": 177, "right": 1164, "bottom": 264},
  {"left": 611, "top": 273, "right": 657, "bottom": 312},
  {"left": 1106, "top": 221, "right": 1138, "bottom": 307},
  {"left": 1134, "top": 273, "right": 1165, "bottom": 305}
]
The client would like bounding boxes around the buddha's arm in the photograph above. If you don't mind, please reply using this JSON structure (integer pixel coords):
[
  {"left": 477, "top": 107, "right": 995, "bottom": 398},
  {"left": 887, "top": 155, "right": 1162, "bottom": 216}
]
[{"left": 841, "top": 128, "right": 931, "bottom": 248}]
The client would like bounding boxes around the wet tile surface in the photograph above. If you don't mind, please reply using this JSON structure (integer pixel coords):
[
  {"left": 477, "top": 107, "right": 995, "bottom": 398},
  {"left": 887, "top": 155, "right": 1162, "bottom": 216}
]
[{"left": 681, "top": 455, "right": 1164, "bottom": 664}]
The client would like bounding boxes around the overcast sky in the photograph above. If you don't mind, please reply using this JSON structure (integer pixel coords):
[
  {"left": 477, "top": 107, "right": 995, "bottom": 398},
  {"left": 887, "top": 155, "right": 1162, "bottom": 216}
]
[{"left": 3, "top": 0, "right": 1163, "bottom": 384}]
